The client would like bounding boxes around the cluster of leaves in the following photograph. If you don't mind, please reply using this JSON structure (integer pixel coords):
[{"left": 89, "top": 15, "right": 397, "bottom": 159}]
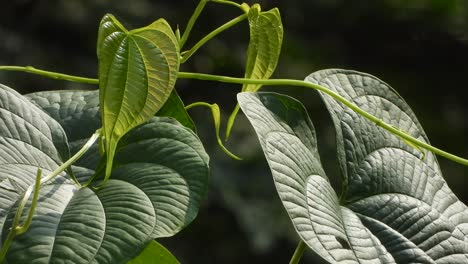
[{"left": 1, "top": 0, "right": 468, "bottom": 263}]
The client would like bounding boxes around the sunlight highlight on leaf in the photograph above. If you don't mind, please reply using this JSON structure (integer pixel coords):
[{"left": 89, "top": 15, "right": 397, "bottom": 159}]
[{"left": 97, "top": 14, "right": 180, "bottom": 185}]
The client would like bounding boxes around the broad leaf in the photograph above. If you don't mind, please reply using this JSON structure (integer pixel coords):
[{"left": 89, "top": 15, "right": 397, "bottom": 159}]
[
  {"left": 97, "top": 14, "right": 180, "bottom": 182},
  {"left": 1, "top": 85, "right": 209, "bottom": 263},
  {"left": 226, "top": 4, "right": 283, "bottom": 139},
  {"left": 238, "top": 86, "right": 468, "bottom": 263},
  {"left": 26, "top": 90, "right": 102, "bottom": 170},
  {"left": 0, "top": 84, "right": 70, "bottom": 230},
  {"left": 128, "top": 240, "right": 180, "bottom": 264},
  {"left": 26, "top": 89, "right": 195, "bottom": 171}
]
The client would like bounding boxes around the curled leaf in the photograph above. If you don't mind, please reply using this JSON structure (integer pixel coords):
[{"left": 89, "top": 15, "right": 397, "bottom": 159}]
[{"left": 186, "top": 102, "right": 241, "bottom": 160}]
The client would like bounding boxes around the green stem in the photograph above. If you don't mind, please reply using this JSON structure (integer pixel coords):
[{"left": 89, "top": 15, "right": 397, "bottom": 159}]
[
  {"left": 0, "top": 223, "right": 15, "bottom": 262},
  {"left": 42, "top": 130, "right": 101, "bottom": 185},
  {"left": 181, "top": 14, "right": 247, "bottom": 63},
  {"left": 185, "top": 102, "right": 241, "bottom": 160},
  {"left": 210, "top": 0, "right": 244, "bottom": 10},
  {"left": 179, "top": 0, "right": 209, "bottom": 49},
  {"left": 11, "top": 169, "right": 41, "bottom": 231},
  {"left": 0, "top": 131, "right": 99, "bottom": 261},
  {"left": 0, "top": 168, "right": 42, "bottom": 263},
  {"left": 0, "top": 66, "right": 99, "bottom": 84},
  {"left": 0, "top": 169, "right": 42, "bottom": 262},
  {"left": 177, "top": 71, "right": 468, "bottom": 167},
  {"left": 289, "top": 240, "right": 306, "bottom": 264},
  {"left": 185, "top": 101, "right": 213, "bottom": 110},
  {"left": 16, "top": 169, "right": 42, "bottom": 235}
]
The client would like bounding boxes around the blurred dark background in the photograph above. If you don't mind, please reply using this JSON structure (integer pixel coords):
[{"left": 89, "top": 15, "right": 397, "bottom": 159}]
[{"left": 1, "top": 0, "right": 467, "bottom": 263}]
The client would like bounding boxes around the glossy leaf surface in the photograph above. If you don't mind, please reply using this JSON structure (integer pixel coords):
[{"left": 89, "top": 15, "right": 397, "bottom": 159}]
[
  {"left": 97, "top": 14, "right": 180, "bottom": 181},
  {"left": 1, "top": 85, "right": 209, "bottom": 263},
  {"left": 239, "top": 82, "right": 468, "bottom": 263}
]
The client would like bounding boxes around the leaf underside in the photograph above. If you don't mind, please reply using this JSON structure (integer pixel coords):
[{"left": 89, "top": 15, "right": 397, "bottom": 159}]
[
  {"left": 238, "top": 69, "right": 468, "bottom": 263},
  {"left": 1, "top": 84, "right": 209, "bottom": 263}
]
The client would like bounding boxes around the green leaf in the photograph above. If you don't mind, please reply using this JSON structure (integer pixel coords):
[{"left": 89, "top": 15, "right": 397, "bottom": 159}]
[
  {"left": 242, "top": 5, "right": 283, "bottom": 92},
  {"left": 0, "top": 84, "right": 70, "bottom": 232},
  {"left": 1, "top": 85, "right": 209, "bottom": 263},
  {"left": 26, "top": 90, "right": 102, "bottom": 172},
  {"left": 157, "top": 90, "right": 196, "bottom": 132},
  {"left": 238, "top": 86, "right": 468, "bottom": 263},
  {"left": 26, "top": 89, "right": 195, "bottom": 174},
  {"left": 97, "top": 14, "right": 180, "bottom": 183},
  {"left": 226, "top": 4, "right": 283, "bottom": 139},
  {"left": 128, "top": 240, "right": 180, "bottom": 264}
]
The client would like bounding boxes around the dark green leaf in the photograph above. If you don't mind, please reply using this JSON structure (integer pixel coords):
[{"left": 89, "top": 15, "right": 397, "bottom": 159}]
[
  {"left": 128, "top": 240, "right": 180, "bottom": 264},
  {"left": 26, "top": 90, "right": 102, "bottom": 171},
  {"left": 239, "top": 85, "right": 468, "bottom": 263},
  {"left": 26, "top": 90, "right": 100, "bottom": 143},
  {"left": 26, "top": 89, "right": 195, "bottom": 172},
  {"left": 1, "top": 85, "right": 209, "bottom": 263},
  {"left": 0, "top": 84, "right": 70, "bottom": 232},
  {"left": 97, "top": 14, "right": 180, "bottom": 182}
]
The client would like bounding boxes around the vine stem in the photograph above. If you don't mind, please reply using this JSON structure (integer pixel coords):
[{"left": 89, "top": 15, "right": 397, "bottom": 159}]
[
  {"left": 181, "top": 14, "right": 247, "bottom": 63},
  {"left": 0, "top": 169, "right": 41, "bottom": 262},
  {"left": 210, "top": 0, "right": 244, "bottom": 9},
  {"left": 179, "top": 0, "right": 209, "bottom": 49},
  {"left": 177, "top": 71, "right": 468, "bottom": 167},
  {"left": 1, "top": 64, "right": 467, "bottom": 167},
  {"left": 0, "top": 66, "right": 99, "bottom": 84},
  {"left": 289, "top": 241, "right": 306, "bottom": 264},
  {"left": 42, "top": 130, "right": 101, "bottom": 185},
  {"left": 185, "top": 102, "right": 241, "bottom": 160}
]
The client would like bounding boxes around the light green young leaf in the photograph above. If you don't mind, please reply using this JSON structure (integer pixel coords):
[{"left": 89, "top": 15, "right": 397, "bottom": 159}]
[
  {"left": 1, "top": 85, "right": 209, "bottom": 263},
  {"left": 97, "top": 14, "right": 180, "bottom": 184},
  {"left": 127, "top": 240, "right": 180, "bottom": 264},
  {"left": 239, "top": 86, "right": 468, "bottom": 263},
  {"left": 186, "top": 102, "right": 240, "bottom": 160},
  {"left": 226, "top": 4, "right": 283, "bottom": 139}
]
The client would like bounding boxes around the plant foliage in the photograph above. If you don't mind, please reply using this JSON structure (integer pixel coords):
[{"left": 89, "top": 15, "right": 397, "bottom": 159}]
[
  {"left": 97, "top": 14, "right": 180, "bottom": 183},
  {"left": 238, "top": 69, "right": 468, "bottom": 263},
  {"left": 0, "top": 86, "right": 208, "bottom": 263},
  {"left": 1, "top": 1, "right": 467, "bottom": 263}
]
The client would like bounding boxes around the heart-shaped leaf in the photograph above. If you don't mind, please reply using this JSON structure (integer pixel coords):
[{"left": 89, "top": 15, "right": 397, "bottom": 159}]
[
  {"left": 226, "top": 4, "right": 283, "bottom": 139},
  {"left": 97, "top": 14, "right": 180, "bottom": 182},
  {"left": 238, "top": 82, "right": 468, "bottom": 263},
  {"left": 1, "top": 85, "right": 209, "bottom": 263}
]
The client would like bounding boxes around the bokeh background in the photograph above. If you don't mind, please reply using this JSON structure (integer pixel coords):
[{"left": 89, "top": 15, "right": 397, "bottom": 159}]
[{"left": 1, "top": 0, "right": 468, "bottom": 263}]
